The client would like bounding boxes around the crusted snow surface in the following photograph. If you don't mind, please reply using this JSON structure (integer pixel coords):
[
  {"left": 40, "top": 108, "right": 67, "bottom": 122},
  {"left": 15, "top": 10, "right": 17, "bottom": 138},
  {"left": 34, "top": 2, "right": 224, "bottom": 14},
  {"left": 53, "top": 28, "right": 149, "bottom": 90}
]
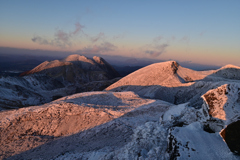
[
  {"left": 54, "top": 102, "right": 237, "bottom": 160},
  {"left": 168, "top": 122, "right": 238, "bottom": 160},
  {"left": 163, "top": 103, "right": 188, "bottom": 121},
  {"left": 1, "top": 90, "right": 239, "bottom": 159},
  {"left": 0, "top": 91, "right": 172, "bottom": 159},
  {"left": 55, "top": 122, "right": 169, "bottom": 160},
  {"left": 0, "top": 74, "right": 69, "bottom": 110}
]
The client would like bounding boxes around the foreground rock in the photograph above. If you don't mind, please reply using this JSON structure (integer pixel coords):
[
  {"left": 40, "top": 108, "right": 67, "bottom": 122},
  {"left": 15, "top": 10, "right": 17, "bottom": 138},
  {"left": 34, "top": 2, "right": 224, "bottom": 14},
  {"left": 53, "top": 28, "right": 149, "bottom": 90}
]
[{"left": 220, "top": 120, "right": 240, "bottom": 155}]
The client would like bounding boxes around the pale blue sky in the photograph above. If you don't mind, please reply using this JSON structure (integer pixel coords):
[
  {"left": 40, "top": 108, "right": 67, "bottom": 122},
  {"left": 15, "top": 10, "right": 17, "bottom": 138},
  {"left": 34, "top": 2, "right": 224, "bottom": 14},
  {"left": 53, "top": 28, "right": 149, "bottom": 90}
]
[{"left": 0, "top": 0, "right": 240, "bottom": 65}]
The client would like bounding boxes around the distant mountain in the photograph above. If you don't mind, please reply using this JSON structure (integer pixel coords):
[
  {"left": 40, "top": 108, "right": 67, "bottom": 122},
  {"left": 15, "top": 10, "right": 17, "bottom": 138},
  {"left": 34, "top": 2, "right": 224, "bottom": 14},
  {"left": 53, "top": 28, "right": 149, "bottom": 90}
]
[
  {"left": 0, "top": 54, "right": 120, "bottom": 110},
  {"left": 20, "top": 54, "right": 120, "bottom": 84},
  {"left": 0, "top": 52, "right": 59, "bottom": 76}
]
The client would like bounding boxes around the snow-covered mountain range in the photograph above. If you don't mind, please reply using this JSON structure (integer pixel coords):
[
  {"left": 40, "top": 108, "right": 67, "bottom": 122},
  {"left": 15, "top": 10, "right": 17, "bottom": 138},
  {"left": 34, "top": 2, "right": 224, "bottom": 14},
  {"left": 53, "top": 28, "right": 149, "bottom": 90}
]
[
  {"left": 0, "top": 60, "right": 239, "bottom": 159},
  {"left": 0, "top": 54, "right": 120, "bottom": 110}
]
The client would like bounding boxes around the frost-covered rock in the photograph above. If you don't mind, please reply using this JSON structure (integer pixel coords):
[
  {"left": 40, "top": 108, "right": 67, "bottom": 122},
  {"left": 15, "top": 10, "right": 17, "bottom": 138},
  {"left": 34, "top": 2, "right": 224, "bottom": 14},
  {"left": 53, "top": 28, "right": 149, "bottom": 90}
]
[
  {"left": 103, "top": 122, "right": 169, "bottom": 160},
  {"left": 167, "top": 122, "right": 238, "bottom": 160},
  {"left": 161, "top": 103, "right": 203, "bottom": 126},
  {"left": 202, "top": 83, "right": 240, "bottom": 125}
]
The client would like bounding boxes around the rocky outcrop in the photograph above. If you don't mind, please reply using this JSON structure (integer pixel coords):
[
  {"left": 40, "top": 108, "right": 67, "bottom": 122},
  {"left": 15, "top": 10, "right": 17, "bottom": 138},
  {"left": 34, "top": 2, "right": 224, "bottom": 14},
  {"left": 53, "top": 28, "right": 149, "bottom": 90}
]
[{"left": 202, "top": 83, "right": 240, "bottom": 125}]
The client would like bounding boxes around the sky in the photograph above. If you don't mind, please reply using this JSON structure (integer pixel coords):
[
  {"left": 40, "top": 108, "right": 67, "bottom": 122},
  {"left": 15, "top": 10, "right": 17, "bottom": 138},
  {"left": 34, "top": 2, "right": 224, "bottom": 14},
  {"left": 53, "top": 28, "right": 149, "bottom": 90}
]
[{"left": 0, "top": 0, "right": 240, "bottom": 66}]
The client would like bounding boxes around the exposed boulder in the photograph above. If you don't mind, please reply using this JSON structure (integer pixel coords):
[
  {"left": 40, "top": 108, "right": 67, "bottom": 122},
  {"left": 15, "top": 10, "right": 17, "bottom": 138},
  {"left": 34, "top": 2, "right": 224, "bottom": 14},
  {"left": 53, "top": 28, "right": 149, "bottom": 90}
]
[{"left": 220, "top": 120, "right": 240, "bottom": 155}]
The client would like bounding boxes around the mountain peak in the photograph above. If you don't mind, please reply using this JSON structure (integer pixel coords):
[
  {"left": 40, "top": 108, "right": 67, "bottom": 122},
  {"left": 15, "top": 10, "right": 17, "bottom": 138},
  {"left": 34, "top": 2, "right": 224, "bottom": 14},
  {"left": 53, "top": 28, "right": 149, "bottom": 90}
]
[
  {"left": 93, "top": 56, "right": 105, "bottom": 64},
  {"left": 63, "top": 54, "right": 88, "bottom": 62},
  {"left": 169, "top": 61, "right": 179, "bottom": 74},
  {"left": 20, "top": 54, "right": 120, "bottom": 84}
]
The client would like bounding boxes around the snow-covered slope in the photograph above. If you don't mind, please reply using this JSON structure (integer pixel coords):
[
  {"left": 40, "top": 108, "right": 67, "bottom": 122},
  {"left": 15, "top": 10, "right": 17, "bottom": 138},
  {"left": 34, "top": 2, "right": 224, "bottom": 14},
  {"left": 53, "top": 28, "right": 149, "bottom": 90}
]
[
  {"left": 106, "top": 61, "right": 240, "bottom": 107},
  {"left": 0, "top": 91, "right": 171, "bottom": 159},
  {"left": 106, "top": 61, "right": 212, "bottom": 89},
  {"left": 0, "top": 75, "right": 64, "bottom": 110},
  {"left": 1, "top": 89, "right": 239, "bottom": 159}
]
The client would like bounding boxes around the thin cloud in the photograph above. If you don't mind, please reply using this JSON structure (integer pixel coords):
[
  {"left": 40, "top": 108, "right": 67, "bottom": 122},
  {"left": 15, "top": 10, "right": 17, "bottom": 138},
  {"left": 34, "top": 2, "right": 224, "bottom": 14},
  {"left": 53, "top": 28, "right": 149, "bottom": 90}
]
[
  {"left": 32, "top": 36, "right": 51, "bottom": 45},
  {"left": 145, "top": 44, "right": 169, "bottom": 57},
  {"left": 72, "top": 22, "right": 84, "bottom": 34},
  {"left": 79, "top": 42, "right": 117, "bottom": 54},
  {"left": 91, "top": 32, "right": 105, "bottom": 43},
  {"left": 144, "top": 36, "right": 169, "bottom": 58},
  {"left": 32, "top": 22, "right": 84, "bottom": 48}
]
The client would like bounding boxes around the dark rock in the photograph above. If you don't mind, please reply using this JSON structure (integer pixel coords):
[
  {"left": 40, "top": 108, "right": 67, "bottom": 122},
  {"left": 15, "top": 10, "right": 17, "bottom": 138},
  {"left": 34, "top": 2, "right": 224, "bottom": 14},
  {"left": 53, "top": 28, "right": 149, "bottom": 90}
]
[{"left": 220, "top": 120, "right": 240, "bottom": 155}]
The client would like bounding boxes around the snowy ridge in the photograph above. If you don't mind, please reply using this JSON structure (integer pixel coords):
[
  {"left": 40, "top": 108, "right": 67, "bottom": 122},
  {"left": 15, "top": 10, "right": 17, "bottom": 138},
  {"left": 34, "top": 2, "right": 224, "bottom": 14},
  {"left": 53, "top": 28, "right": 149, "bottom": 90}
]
[
  {"left": 106, "top": 61, "right": 213, "bottom": 90},
  {"left": 106, "top": 61, "right": 240, "bottom": 107}
]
